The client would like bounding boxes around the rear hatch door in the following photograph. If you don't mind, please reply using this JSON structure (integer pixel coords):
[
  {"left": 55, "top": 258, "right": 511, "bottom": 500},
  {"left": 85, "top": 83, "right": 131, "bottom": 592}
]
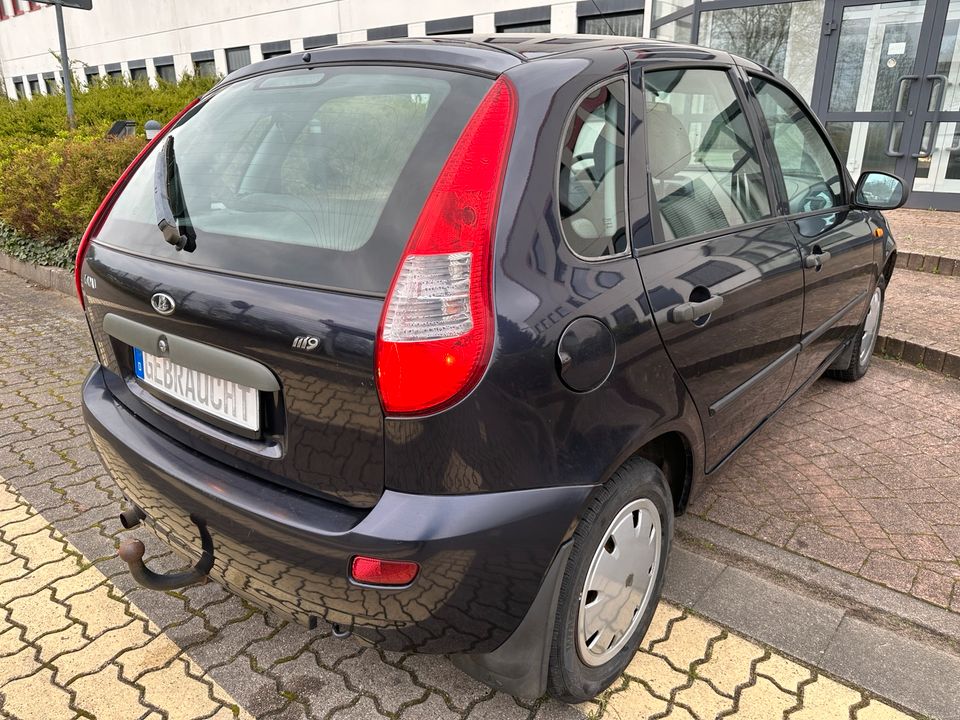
[{"left": 80, "top": 63, "right": 493, "bottom": 507}]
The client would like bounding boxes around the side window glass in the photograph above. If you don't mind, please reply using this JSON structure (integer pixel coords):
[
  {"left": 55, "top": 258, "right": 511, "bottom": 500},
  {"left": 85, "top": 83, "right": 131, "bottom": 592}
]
[
  {"left": 644, "top": 68, "right": 771, "bottom": 243},
  {"left": 559, "top": 80, "right": 628, "bottom": 258},
  {"left": 750, "top": 77, "right": 845, "bottom": 214}
]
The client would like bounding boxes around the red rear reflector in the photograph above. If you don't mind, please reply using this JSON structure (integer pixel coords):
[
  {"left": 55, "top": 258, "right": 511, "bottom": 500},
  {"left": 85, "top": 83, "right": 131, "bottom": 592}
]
[
  {"left": 350, "top": 556, "right": 419, "bottom": 586},
  {"left": 74, "top": 98, "right": 200, "bottom": 308},
  {"left": 375, "top": 76, "right": 517, "bottom": 416}
]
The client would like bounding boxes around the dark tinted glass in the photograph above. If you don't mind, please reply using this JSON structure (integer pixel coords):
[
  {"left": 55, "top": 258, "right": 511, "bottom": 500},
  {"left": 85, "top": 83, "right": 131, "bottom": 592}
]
[
  {"left": 94, "top": 66, "right": 491, "bottom": 295},
  {"left": 559, "top": 80, "right": 628, "bottom": 258},
  {"left": 156, "top": 64, "right": 176, "bottom": 84}
]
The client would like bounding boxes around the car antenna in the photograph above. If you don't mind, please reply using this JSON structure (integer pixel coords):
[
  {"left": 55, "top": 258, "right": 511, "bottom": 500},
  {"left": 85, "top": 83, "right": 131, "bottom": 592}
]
[{"left": 589, "top": 0, "right": 617, "bottom": 35}]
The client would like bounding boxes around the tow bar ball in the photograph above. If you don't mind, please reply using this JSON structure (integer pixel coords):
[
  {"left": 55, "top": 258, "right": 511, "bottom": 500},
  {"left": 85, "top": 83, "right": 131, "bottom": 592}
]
[{"left": 117, "top": 510, "right": 215, "bottom": 591}]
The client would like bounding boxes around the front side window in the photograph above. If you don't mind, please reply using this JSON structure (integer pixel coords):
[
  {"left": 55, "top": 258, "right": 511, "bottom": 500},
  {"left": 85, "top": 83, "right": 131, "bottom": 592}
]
[
  {"left": 558, "top": 80, "right": 628, "bottom": 258},
  {"left": 750, "top": 77, "right": 845, "bottom": 214},
  {"left": 644, "top": 68, "right": 771, "bottom": 243}
]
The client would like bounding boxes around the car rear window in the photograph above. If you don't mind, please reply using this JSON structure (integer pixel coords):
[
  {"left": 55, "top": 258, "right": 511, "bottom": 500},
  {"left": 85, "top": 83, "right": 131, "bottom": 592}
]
[{"left": 94, "top": 66, "right": 492, "bottom": 295}]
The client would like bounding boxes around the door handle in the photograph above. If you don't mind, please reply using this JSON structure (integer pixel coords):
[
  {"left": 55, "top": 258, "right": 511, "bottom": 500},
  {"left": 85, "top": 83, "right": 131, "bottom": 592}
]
[
  {"left": 913, "top": 74, "right": 948, "bottom": 159},
  {"left": 804, "top": 250, "right": 832, "bottom": 268},
  {"left": 885, "top": 75, "right": 917, "bottom": 158},
  {"left": 668, "top": 295, "right": 723, "bottom": 323}
]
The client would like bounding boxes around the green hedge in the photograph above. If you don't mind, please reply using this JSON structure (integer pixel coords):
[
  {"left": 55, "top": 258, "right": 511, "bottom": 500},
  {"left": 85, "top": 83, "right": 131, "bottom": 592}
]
[
  {"left": 0, "top": 75, "right": 218, "bottom": 259},
  {"left": 0, "top": 74, "right": 216, "bottom": 141}
]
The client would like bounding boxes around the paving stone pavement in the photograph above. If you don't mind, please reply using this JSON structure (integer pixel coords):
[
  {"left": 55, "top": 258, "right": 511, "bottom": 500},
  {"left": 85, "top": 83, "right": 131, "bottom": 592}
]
[
  {"left": 688, "top": 356, "right": 960, "bottom": 612},
  {"left": 880, "top": 269, "right": 960, "bottom": 361},
  {"left": 886, "top": 208, "right": 960, "bottom": 261},
  {"left": 0, "top": 269, "right": 930, "bottom": 718}
]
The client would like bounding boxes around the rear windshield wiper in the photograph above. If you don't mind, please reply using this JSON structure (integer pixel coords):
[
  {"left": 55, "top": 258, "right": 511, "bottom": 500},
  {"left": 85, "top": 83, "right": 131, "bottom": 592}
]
[{"left": 154, "top": 135, "right": 197, "bottom": 252}]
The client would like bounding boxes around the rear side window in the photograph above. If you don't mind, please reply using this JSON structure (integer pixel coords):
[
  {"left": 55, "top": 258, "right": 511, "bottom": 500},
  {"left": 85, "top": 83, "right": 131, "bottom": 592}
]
[
  {"left": 95, "top": 66, "right": 492, "bottom": 294},
  {"left": 644, "top": 68, "right": 771, "bottom": 243},
  {"left": 749, "top": 77, "right": 845, "bottom": 215},
  {"left": 558, "top": 80, "right": 628, "bottom": 259}
]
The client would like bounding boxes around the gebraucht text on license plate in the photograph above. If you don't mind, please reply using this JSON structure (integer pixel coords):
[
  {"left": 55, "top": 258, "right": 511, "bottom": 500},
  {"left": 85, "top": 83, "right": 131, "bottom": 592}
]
[{"left": 133, "top": 348, "right": 260, "bottom": 431}]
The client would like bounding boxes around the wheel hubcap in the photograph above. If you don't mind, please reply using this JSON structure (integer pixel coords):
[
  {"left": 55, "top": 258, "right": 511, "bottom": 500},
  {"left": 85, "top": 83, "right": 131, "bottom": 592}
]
[
  {"left": 577, "top": 498, "right": 662, "bottom": 667},
  {"left": 859, "top": 287, "right": 883, "bottom": 367}
]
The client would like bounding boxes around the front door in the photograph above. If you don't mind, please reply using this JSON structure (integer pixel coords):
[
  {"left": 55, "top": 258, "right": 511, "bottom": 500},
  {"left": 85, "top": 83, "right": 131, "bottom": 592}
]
[{"left": 814, "top": 0, "right": 960, "bottom": 208}]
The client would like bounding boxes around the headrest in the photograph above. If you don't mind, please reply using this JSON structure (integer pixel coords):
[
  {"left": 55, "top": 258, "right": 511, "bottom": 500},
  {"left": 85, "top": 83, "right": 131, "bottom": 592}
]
[{"left": 646, "top": 103, "right": 692, "bottom": 179}]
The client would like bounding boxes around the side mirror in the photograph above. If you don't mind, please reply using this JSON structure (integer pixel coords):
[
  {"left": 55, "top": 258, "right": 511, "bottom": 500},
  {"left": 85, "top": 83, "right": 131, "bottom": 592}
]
[{"left": 853, "top": 171, "right": 907, "bottom": 210}]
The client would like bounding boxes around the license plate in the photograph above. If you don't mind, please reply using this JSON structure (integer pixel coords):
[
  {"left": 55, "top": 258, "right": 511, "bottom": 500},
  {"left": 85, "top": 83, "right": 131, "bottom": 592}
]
[{"left": 133, "top": 348, "right": 260, "bottom": 431}]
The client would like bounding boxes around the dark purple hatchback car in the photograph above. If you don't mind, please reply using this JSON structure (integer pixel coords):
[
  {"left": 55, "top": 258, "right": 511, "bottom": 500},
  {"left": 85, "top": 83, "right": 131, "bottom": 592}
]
[{"left": 78, "top": 35, "right": 905, "bottom": 701}]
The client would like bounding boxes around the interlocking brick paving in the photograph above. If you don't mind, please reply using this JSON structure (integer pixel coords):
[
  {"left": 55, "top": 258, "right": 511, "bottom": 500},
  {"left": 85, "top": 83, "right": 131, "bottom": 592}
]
[
  {"left": 886, "top": 208, "right": 960, "bottom": 261},
  {"left": 689, "top": 359, "right": 960, "bottom": 611},
  {"left": 881, "top": 270, "right": 960, "bottom": 359},
  {"left": 0, "top": 269, "right": 929, "bottom": 718}
]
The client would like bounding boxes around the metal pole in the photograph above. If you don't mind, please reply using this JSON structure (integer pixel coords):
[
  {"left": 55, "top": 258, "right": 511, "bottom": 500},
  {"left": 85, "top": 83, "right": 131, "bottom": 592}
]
[{"left": 54, "top": 1, "right": 76, "bottom": 130}]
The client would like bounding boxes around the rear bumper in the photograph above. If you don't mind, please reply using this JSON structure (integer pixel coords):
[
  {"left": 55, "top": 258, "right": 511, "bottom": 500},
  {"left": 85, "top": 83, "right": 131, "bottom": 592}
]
[{"left": 81, "top": 365, "right": 591, "bottom": 653}]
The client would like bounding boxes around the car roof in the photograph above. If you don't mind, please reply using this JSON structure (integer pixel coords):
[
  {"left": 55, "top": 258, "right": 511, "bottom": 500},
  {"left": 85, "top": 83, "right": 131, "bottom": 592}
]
[{"left": 224, "top": 34, "right": 763, "bottom": 85}]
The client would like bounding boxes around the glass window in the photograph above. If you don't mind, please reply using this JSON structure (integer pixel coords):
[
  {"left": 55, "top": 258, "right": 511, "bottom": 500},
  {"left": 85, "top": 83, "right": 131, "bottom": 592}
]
[
  {"left": 580, "top": 11, "right": 644, "bottom": 36},
  {"left": 226, "top": 47, "right": 251, "bottom": 74},
  {"left": 644, "top": 68, "right": 771, "bottom": 242},
  {"left": 698, "top": 0, "right": 825, "bottom": 102},
  {"left": 194, "top": 59, "right": 217, "bottom": 78},
  {"left": 498, "top": 21, "right": 551, "bottom": 32},
  {"left": 828, "top": 0, "right": 924, "bottom": 113},
  {"left": 156, "top": 64, "right": 176, "bottom": 84},
  {"left": 653, "top": 0, "right": 692, "bottom": 22},
  {"left": 106, "top": 69, "right": 123, "bottom": 81},
  {"left": 92, "top": 67, "right": 492, "bottom": 295},
  {"left": 44, "top": 77, "right": 57, "bottom": 94},
  {"left": 28, "top": 79, "right": 40, "bottom": 96},
  {"left": 652, "top": 15, "right": 693, "bottom": 43},
  {"left": 130, "top": 66, "right": 148, "bottom": 83},
  {"left": 13, "top": 81, "right": 24, "bottom": 99},
  {"left": 559, "top": 80, "right": 628, "bottom": 258},
  {"left": 751, "top": 77, "right": 845, "bottom": 214},
  {"left": 826, "top": 121, "right": 899, "bottom": 178}
]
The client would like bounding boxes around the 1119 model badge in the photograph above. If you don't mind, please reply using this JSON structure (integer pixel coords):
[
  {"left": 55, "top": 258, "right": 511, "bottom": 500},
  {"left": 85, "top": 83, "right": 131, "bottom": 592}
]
[{"left": 151, "top": 293, "right": 176, "bottom": 316}]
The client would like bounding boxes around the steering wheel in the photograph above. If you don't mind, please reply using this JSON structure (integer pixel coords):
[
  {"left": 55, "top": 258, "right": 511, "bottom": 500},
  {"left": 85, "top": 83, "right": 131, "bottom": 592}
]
[{"left": 795, "top": 182, "right": 836, "bottom": 214}]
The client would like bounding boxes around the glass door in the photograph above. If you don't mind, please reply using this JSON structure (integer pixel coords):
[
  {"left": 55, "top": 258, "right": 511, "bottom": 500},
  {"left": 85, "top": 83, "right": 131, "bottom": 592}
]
[
  {"left": 910, "top": 0, "right": 960, "bottom": 198},
  {"left": 814, "top": 0, "right": 960, "bottom": 208}
]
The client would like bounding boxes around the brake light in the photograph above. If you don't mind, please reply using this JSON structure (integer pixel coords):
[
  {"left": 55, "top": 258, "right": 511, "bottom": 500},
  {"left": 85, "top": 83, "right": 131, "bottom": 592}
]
[
  {"left": 74, "top": 98, "right": 200, "bottom": 308},
  {"left": 350, "top": 556, "right": 420, "bottom": 586},
  {"left": 375, "top": 77, "right": 517, "bottom": 416}
]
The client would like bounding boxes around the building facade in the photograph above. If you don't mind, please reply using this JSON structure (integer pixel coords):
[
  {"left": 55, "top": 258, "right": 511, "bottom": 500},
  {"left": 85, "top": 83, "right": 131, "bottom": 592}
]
[{"left": 0, "top": 0, "right": 956, "bottom": 209}]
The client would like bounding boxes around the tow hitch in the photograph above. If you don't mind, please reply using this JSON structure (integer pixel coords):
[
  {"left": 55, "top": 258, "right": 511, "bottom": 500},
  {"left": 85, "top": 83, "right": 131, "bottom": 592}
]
[{"left": 118, "top": 513, "right": 214, "bottom": 591}]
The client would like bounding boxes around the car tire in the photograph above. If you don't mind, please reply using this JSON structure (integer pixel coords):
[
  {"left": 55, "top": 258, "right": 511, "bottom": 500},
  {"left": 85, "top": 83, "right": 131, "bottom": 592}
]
[
  {"left": 547, "top": 458, "right": 674, "bottom": 703},
  {"left": 827, "top": 278, "right": 886, "bottom": 382}
]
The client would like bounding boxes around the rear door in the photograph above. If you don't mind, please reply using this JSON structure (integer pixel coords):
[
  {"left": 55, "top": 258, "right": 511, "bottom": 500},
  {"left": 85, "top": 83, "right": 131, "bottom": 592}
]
[
  {"left": 633, "top": 63, "right": 806, "bottom": 471},
  {"left": 79, "top": 64, "right": 493, "bottom": 508},
  {"left": 746, "top": 74, "right": 878, "bottom": 386}
]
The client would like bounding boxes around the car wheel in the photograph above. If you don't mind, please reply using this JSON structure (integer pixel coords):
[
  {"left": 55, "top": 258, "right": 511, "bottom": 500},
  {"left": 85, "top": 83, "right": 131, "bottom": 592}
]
[
  {"left": 547, "top": 458, "right": 674, "bottom": 703},
  {"left": 828, "top": 278, "right": 885, "bottom": 382}
]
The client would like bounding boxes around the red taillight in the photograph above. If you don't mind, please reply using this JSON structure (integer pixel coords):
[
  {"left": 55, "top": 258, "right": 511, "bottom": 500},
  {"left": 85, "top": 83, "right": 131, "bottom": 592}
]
[
  {"left": 350, "top": 556, "right": 420, "bottom": 587},
  {"left": 75, "top": 98, "right": 201, "bottom": 308},
  {"left": 375, "top": 77, "right": 517, "bottom": 416}
]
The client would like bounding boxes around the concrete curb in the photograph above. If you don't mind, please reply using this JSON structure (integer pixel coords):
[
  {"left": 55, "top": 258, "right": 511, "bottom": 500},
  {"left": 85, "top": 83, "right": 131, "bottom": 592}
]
[
  {"left": 666, "top": 531, "right": 960, "bottom": 720},
  {"left": 899, "top": 250, "right": 960, "bottom": 276},
  {"left": 877, "top": 333, "right": 960, "bottom": 379},
  {"left": 0, "top": 252, "right": 74, "bottom": 297},
  {"left": 675, "top": 516, "right": 960, "bottom": 653}
]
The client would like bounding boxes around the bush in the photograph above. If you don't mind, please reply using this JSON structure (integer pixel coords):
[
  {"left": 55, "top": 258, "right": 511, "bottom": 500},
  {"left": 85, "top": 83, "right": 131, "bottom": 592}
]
[
  {"left": 0, "top": 74, "right": 219, "bottom": 259},
  {"left": 0, "top": 74, "right": 217, "bottom": 140},
  {"left": 0, "top": 133, "right": 144, "bottom": 244}
]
